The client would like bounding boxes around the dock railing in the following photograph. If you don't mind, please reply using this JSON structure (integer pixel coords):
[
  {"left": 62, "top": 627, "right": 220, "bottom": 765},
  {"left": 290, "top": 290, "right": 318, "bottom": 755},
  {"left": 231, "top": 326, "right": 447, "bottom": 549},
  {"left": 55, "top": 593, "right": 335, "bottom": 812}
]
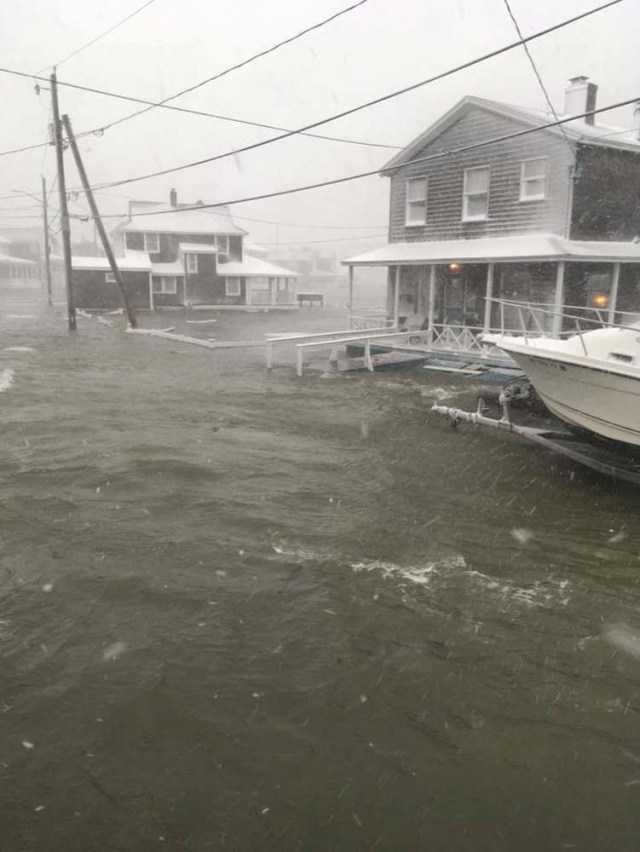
[{"left": 265, "top": 326, "right": 398, "bottom": 370}]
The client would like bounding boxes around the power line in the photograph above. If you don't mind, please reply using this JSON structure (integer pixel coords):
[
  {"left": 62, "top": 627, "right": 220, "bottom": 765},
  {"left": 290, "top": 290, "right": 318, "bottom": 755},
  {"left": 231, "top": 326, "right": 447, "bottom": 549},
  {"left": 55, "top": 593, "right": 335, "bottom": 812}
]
[
  {"left": 0, "top": 0, "right": 621, "bottom": 164},
  {"left": 101, "top": 0, "right": 370, "bottom": 133},
  {"left": 36, "top": 0, "right": 159, "bottom": 75},
  {"left": 88, "top": 0, "right": 624, "bottom": 190},
  {"left": 500, "top": 0, "right": 573, "bottom": 153},
  {"left": 97, "top": 95, "right": 640, "bottom": 220}
]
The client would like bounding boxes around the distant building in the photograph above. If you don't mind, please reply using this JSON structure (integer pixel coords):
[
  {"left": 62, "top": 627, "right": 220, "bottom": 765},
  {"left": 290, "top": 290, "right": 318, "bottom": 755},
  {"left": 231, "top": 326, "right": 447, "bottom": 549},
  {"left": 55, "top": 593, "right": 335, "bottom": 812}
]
[
  {"left": 0, "top": 226, "right": 63, "bottom": 290},
  {"left": 345, "top": 76, "right": 640, "bottom": 351},
  {"left": 0, "top": 235, "right": 39, "bottom": 286},
  {"left": 71, "top": 190, "right": 299, "bottom": 311},
  {"left": 269, "top": 245, "right": 345, "bottom": 290}
]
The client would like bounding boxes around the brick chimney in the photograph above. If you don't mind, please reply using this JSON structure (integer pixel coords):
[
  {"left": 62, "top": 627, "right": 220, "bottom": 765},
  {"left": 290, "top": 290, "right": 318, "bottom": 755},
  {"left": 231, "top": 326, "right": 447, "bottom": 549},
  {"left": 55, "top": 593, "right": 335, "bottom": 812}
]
[
  {"left": 169, "top": 187, "right": 177, "bottom": 207},
  {"left": 564, "top": 76, "right": 598, "bottom": 124}
]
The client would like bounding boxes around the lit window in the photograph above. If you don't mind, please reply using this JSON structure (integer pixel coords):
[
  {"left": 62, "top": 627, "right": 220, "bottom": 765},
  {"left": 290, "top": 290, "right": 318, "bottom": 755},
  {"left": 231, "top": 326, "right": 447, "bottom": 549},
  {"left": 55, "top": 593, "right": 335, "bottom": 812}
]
[
  {"left": 186, "top": 254, "right": 198, "bottom": 274},
  {"left": 225, "top": 277, "right": 241, "bottom": 296},
  {"left": 405, "top": 177, "right": 427, "bottom": 226},
  {"left": 463, "top": 166, "right": 490, "bottom": 221},
  {"left": 105, "top": 272, "right": 116, "bottom": 283},
  {"left": 520, "top": 158, "right": 547, "bottom": 201},
  {"left": 152, "top": 275, "right": 177, "bottom": 294},
  {"left": 144, "top": 233, "right": 160, "bottom": 253}
]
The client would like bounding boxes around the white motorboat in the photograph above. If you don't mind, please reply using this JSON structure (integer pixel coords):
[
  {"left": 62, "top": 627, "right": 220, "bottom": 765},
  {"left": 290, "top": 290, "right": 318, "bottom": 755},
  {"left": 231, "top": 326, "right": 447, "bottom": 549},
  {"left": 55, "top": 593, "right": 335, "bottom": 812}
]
[{"left": 483, "top": 321, "right": 640, "bottom": 448}]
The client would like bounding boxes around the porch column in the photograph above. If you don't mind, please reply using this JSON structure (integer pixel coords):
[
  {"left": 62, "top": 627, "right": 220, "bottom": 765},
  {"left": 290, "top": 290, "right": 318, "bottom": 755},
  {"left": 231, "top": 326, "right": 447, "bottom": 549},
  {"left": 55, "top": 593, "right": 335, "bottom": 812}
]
[
  {"left": 394, "top": 266, "right": 401, "bottom": 328},
  {"left": 483, "top": 262, "right": 494, "bottom": 334},
  {"left": 551, "top": 261, "right": 565, "bottom": 337},
  {"left": 607, "top": 262, "right": 620, "bottom": 325},
  {"left": 428, "top": 264, "right": 436, "bottom": 346},
  {"left": 148, "top": 273, "right": 154, "bottom": 312},
  {"left": 347, "top": 265, "right": 354, "bottom": 328},
  {"left": 271, "top": 278, "right": 277, "bottom": 306}
]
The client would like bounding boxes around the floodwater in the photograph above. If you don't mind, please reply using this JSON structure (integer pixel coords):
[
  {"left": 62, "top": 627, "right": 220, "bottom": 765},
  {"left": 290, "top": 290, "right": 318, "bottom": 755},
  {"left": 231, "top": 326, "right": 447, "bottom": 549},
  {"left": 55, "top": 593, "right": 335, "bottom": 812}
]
[{"left": 2, "top": 290, "right": 640, "bottom": 852}]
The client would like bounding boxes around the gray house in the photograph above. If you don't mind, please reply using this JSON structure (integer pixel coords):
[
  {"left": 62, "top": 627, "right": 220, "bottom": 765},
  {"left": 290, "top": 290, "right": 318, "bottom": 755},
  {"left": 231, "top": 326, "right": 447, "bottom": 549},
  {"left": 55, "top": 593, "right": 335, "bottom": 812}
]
[
  {"left": 71, "top": 191, "right": 299, "bottom": 311},
  {"left": 344, "top": 77, "right": 640, "bottom": 354}
]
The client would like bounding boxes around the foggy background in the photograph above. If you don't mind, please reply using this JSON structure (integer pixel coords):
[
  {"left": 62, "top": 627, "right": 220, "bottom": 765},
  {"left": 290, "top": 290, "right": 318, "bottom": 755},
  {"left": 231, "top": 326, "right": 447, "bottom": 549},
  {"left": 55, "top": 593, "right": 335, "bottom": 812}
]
[{"left": 0, "top": 0, "right": 636, "bottom": 256}]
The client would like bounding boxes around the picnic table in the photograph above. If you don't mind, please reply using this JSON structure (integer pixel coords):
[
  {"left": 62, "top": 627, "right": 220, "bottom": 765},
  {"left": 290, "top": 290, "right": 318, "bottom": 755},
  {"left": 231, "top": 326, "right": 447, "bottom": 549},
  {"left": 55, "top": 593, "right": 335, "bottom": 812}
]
[{"left": 297, "top": 292, "right": 324, "bottom": 308}]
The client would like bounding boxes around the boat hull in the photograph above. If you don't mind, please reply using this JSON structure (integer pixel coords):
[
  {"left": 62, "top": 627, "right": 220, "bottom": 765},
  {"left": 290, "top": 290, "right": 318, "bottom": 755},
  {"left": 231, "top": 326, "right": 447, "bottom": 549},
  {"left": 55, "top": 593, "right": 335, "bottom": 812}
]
[{"left": 507, "top": 351, "right": 640, "bottom": 447}]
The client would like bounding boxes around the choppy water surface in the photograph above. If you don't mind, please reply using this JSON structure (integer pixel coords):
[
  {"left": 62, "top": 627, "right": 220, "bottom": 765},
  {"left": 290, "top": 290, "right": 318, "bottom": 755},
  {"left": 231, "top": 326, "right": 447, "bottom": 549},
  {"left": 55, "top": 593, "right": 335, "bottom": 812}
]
[{"left": 2, "top": 300, "right": 640, "bottom": 851}]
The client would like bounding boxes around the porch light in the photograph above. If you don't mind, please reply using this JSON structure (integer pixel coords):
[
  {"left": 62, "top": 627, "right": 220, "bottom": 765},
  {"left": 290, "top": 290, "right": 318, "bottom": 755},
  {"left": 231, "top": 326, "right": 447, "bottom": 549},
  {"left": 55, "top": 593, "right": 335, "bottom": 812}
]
[
  {"left": 591, "top": 293, "right": 608, "bottom": 308},
  {"left": 448, "top": 262, "right": 461, "bottom": 272}
]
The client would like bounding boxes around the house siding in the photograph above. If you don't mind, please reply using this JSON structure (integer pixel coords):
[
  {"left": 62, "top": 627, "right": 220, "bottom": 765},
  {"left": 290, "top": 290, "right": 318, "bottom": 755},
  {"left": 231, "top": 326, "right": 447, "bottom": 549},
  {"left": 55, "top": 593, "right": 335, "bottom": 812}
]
[
  {"left": 570, "top": 144, "right": 640, "bottom": 240},
  {"left": 388, "top": 107, "right": 574, "bottom": 242},
  {"left": 74, "top": 270, "right": 150, "bottom": 310}
]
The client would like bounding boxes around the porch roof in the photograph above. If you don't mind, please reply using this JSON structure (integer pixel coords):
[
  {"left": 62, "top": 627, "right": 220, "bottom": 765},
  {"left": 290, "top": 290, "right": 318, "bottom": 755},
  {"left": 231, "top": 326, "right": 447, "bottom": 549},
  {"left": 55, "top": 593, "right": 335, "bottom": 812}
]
[
  {"left": 72, "top": 250, "right": 151, "bottom": 271},
  {"left": 151, "top": 260, "right": 184, "bottom": 276},
  {"left": 343, "top": 234, "right": 640, "bottom": 267},
  {"left": 220, "top": 257, "right": 299, "bottom": 278}
]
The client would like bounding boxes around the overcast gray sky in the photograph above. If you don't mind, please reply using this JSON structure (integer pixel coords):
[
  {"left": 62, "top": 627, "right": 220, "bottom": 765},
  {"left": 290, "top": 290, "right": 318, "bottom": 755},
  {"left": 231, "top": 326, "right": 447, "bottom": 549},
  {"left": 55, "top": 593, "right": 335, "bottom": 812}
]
[{"left": 0, "top": 0, "right": 636, "bottom": 254}]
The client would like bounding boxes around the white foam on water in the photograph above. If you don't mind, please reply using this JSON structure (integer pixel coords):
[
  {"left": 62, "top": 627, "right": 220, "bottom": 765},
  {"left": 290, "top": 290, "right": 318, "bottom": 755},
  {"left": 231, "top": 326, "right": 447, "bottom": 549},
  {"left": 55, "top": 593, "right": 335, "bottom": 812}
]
[
  {"left": 2, "top": 346, "right": 34, "bottom": 352},
  {"left": 5, "top": 314, "right": 35, "bottom": 319},
  {"left": 0, "top": 369, "right": 15, "bottom": 393},
  {"left": 602, "top": 623, "right": 640, "bottom": 659},
  {"left": 102, "top": 641, "right": 127, "bottom": 662}
]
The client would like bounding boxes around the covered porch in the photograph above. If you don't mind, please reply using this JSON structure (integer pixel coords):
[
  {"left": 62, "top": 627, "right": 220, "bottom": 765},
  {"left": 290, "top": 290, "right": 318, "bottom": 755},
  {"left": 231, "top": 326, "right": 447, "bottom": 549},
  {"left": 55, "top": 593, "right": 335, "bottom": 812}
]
[{"left": 343, "top": 234, "right": 640, "bottom": 360}]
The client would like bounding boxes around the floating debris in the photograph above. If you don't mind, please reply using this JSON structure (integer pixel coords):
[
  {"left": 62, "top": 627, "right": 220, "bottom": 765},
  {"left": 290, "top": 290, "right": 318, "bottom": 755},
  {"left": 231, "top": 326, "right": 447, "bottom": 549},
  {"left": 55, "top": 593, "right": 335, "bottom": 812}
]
[
  {"left": 511, "top": 528, "right": 533, "bottom": 545},
  {"left": 21, "top": 741, "right": 35, "bottom": 750}
]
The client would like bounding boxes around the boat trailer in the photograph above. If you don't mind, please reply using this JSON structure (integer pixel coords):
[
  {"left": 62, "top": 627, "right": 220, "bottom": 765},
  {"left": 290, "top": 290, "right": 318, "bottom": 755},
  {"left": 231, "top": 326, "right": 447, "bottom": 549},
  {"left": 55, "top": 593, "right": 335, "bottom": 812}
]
[{"left": 432, "top": 396, "right": 640, "bottom": 485}]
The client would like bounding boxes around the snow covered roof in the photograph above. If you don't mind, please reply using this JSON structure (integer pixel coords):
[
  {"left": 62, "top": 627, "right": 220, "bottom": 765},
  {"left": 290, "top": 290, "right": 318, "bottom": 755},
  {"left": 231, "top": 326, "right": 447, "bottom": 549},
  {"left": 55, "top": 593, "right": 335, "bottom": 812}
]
[
  {"left": 72, "top": 250, "right": 151, "bottom": 271},
  {"left": 220, "top": 257, "right": 299, "bottom": 278},
  {"left": 151, "top": 260, "right": 184, "bottom": 275},
  {"left": 0, "top": 252, "right": 37, "bottom": 265},
  {"left": 115, "top": 201, "right": 247, "bottom": 236},
  {"left": 179, "top": 242, "right": 218, "bottom": 254},
  {"left": 343, "top": 234, "right": 640, "bottom": 266},
  {"left": 383, "top": 95, "right": 640, "bottom": 171}
]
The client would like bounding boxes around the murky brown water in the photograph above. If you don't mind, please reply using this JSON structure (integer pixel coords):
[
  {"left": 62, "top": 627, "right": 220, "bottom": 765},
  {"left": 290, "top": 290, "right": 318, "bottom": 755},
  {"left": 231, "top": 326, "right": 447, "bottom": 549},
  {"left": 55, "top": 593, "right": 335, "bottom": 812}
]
[{"left": 2, "top": 291, "right": 640, "bottom": 851}]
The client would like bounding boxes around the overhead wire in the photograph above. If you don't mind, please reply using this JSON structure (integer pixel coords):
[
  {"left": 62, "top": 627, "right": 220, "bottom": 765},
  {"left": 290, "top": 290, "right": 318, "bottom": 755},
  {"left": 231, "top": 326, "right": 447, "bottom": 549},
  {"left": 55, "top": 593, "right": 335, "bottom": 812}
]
[
  {"left": 35, "top": 0, "right": 159, "bottom": 75},
  {"left": 100, "top": 0, "right": 370, "bottom": 133},
  {"left": 0, "top": 0, "right": 622, "bottom": 165},
  {"left": 85, "top": 0, "right": 625, "bottom": 190},
  {"left": 96, "top": 96, "right": 640, "bottom": 220},
  {"left": 500, "top": 0, "right": 574, "bottom": 154}
]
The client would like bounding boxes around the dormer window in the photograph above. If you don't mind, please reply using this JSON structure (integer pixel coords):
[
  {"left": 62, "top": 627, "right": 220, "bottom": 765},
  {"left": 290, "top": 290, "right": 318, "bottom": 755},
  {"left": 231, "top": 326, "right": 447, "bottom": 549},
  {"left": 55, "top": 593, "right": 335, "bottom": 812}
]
[
  {"left": 520, "top": 158, "right": 548, "bottom": 201},
  {"left": 463, "top": 167, "right": 490, "bottom": 221},
  {"left": 405, "top": 178, "right": 427, "bottom": 226},
  {"left": 186, "top": 254, "right": 198, "bottom": 274},
  {"left": 144, "top": 233, "right": 159, "bottom": 253}
]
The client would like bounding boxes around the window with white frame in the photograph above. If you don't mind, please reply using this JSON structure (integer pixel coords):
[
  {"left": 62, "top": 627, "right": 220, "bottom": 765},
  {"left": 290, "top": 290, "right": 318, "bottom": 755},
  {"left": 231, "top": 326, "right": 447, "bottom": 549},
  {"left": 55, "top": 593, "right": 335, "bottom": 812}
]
[
  {"left": 143, "top": 233, "right": 160, "bottom": 253},
  {"left": 215, "top": 235, "right": 230, "bottom": 254},
  {"left": 105, "top": 272, "right": 116, "bottom": 283},
  {"left": 405, "top": 177, "right": 427, "bottom": 225},
  {"left": 520, "top": 158, "right": 548, "bottom": 201},
  {"left": 225, "top": 276, "right": 242, "bottom": 296},
  {"left": 152, "top": 275, "right": 177, "bottom": 294},
  {"left": 463, "top": 166, "right": 490, "bottom": 221},
  {"left": 277, "top": 278, "right": 290, "bottom": 291},
  {"left": 186, "top": 254, "right": 198, "bottom": 274}
]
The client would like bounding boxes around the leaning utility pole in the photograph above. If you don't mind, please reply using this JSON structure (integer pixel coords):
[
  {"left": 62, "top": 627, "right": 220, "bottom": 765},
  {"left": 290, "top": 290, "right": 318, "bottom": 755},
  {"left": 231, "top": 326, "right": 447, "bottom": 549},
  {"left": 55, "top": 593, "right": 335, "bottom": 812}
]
[
  {"left": 62, "top": 114, "right": 138, "bottom": 328},
  {"left": 50, "top": 70, "right": 76, "bottom": 331},
  {"left": 41, "top": 176, "right": 53, "bottom": 307}
]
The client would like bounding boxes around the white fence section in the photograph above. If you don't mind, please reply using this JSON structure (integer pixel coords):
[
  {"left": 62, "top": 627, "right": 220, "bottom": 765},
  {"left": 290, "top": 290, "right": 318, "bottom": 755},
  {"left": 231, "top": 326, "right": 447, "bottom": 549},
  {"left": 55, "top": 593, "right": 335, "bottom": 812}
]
[{"left": 265, "top": 327, "right": 397, "bottom": 370}]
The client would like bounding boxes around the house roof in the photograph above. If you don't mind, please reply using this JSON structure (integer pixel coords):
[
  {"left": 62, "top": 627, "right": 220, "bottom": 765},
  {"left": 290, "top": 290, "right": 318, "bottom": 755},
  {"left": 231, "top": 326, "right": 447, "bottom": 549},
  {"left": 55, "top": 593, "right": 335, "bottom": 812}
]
[
  {"left": 151, "top": 260, "right": 184, "bottom": 275},
  {"left": 219, "top": 257, "right": 299, "bottom": 278},
  {"left": 179, "top": 242, "right": 219, "bottom": 254},
  {"left": 343, "top": 234, "right": 640, "bottom": 266},
  {"left": 72, "top": 250, "right": 151, "bottom": 271},
  {"left": 383, "top": 95, "right": 640, "bottom": 172},
  {"left": 0, "top": 252, "right": 37, "bottom": 265},
  {"left": 115, "top": 201, "right": 247, "bottom": 236}
]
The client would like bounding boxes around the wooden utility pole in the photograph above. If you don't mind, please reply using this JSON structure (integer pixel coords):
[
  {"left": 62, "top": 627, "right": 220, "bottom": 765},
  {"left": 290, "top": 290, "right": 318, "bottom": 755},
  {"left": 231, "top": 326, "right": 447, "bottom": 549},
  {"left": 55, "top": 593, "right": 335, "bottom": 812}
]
[
  {"left": 41, "top": 176, "right": 53, "bottom": 307},
  {"left": 50, "top": 70, "right": 76, "bottom": 331},
  {"left": 62, "top": 114, "right": 138, "bottom": 328}
]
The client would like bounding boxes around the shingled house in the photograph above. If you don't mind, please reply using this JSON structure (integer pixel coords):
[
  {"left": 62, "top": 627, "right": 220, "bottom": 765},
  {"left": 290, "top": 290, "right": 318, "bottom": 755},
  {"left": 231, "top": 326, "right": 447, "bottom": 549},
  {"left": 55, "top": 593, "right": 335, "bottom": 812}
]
[
  {"left": 344, "top": 77, "right": 640, "bottom": 354},
  {"left": 71, "top": 191, "right": 299, "bottom": 311}
]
